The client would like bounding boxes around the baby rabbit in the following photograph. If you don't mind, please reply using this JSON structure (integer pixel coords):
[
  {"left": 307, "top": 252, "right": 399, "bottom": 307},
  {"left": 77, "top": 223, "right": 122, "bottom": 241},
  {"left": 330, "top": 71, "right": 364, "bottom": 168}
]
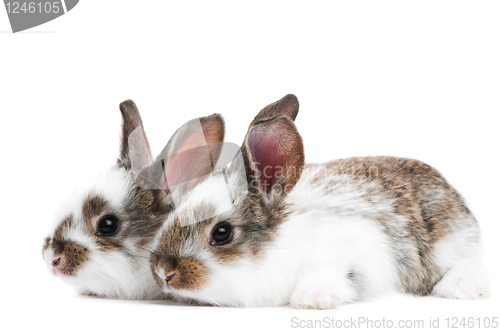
[
  {"left": 150, "top": 95, "right": 490, "bottom": 309},
  {"left": 42, "top": 100, "right": 226, "bottom": 299}
]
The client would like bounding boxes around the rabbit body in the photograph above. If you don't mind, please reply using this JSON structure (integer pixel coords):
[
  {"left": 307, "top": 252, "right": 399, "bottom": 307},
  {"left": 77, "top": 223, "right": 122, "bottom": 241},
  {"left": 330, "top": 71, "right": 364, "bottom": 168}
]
[{"left": 151, "top": 112, "right": 490, "bottom": 309}]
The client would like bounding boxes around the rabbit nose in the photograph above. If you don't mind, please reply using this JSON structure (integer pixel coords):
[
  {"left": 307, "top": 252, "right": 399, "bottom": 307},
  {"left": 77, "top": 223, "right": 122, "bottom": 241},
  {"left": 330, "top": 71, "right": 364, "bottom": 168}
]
[
  {"left": 157, "top": 267, "right": 178, "bottom": 282},
  {"left": 165, "top": 272, "right": 177, "bottom": 282},
  {"left": 156, "top": 256, "right": 178, "bottom": 281},
  {"left": 52, "top": 257, "right": 62, "bottom": 267}
]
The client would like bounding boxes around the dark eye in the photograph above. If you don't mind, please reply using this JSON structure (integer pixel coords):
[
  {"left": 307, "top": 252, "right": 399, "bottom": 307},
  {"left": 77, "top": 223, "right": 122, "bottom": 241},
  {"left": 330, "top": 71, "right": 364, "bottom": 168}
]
[
  {"left": 210, "top": 222, "right": 233, "bottom": 246},
  {"left": 96, "top": 215, "right": 121, "bottom": 236}
]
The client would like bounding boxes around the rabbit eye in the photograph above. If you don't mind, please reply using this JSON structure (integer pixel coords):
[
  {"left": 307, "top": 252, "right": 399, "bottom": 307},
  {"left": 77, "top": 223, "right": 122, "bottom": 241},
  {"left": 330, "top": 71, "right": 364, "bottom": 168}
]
[
  {"left": 96, "top": 215, "right": 121, "bottom": 236},
  {"left": 210, "top": 222, "right": 233, "bottom": 246}
]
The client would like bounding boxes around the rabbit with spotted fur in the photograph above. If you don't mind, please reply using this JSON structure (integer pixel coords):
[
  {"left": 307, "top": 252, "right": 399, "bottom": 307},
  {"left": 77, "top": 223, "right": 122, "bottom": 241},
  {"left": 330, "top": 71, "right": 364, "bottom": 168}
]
[
  {"left": 150, "top": 95, "right": 490, "bottom": 309},
  {"left": 42, "top": 100, "right": 226, "bottom": 299}
]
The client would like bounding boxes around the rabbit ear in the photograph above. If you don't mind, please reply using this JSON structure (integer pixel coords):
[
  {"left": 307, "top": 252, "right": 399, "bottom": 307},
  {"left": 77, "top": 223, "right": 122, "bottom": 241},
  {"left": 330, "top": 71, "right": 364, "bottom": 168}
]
[
  {"left": 118, "top": 100, "right": 153, "bottom": 170},
  {"left": 158, "top": 114, "right": 225, "bottom": 193},
  {"left": 243, "top": 115, "right": 305, "bottom": 198},
  {"left": 251, "top": 94, "right": 299, "bottom": 125}
]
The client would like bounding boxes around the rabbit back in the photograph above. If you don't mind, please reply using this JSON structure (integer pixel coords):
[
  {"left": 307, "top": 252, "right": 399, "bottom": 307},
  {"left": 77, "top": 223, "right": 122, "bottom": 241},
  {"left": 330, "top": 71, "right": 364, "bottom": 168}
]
[{"left": 289, "top": 156, "right": 483, "bottom": 297}]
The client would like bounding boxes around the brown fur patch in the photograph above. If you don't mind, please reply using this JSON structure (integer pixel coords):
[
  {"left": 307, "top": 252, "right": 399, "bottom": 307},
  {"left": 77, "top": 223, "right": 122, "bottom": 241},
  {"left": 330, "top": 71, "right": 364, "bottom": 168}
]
[
  {"left": 82, "top": 194, "right": 109, "bottom": 235},
  {"left": 51, "top": 240, "right": 89, "bottom": 276},
  {"left": 158, "top": 257, "right": 208, "bottom": 291},
  {"left": 212, "top": 245, "right": 241, "bottom": 261},
  {"left": 323, "top": 156, "right": 469, "bottom": 242},
  {"left": 80, "top": 194, "right": 123, "bottom": 251},
  {"left": 154, "top": 218, "right": 209, "bottom": 259},
  {"left": 172, "top": 258, "right": 208, "bottom": 290},
  {"left": 151, "top": 223, "right": 211, "bottom": 292},
  {"left": 119, "top": 184, "right": 172, "bottom": 249},
  {"left": 79, "top": 186, "right": 171, "bottom": 252}
]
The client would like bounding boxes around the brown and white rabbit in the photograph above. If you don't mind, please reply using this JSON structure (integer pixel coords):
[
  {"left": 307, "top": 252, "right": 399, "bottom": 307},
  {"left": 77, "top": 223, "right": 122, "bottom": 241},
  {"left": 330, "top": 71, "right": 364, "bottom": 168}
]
[
  {"left": 42, "top": 100, "right": 226, "bottom": 299},
  {"left": 150, "top": 95, "right": 490, "bottom": 309}
]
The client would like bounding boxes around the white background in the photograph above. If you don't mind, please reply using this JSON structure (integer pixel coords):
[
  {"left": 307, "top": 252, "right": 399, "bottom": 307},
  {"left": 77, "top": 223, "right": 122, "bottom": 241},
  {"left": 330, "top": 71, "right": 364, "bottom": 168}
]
[{"left": 1, "top": 1, "right": 499, "bottom": 331}]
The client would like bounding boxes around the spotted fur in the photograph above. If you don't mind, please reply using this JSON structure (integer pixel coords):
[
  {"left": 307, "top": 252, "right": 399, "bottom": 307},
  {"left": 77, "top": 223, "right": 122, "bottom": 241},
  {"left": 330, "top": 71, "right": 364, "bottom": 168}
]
[{"left": 150, "top": 96, "right": 490, "bottom": 309}]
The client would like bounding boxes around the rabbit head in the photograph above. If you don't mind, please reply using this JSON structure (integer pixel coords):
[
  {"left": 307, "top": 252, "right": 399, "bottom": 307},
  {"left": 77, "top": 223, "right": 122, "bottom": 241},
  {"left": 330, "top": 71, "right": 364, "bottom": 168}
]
[{"left": 150, "top": 95, "right": 305, "bottom": 306}]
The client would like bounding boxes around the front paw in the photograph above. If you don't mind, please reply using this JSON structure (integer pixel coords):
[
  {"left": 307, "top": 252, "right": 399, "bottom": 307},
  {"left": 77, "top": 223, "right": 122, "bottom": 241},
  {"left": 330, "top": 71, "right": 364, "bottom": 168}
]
[{"left": 290, "top": 289, "right": 341, "bottom": 310}]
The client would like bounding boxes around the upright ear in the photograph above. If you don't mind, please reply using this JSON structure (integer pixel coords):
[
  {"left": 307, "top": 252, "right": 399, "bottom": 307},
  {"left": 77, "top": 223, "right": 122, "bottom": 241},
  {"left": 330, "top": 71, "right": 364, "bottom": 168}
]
[
  {"left": 243, "top": 115, "right": 305, "bottom": 199},
  {"left": 118, "top": 100, "right": 153, "bottom": 170},
  {"left": 157, "top": 114, "right": 225, "bottom": 193},
  {"left": 251, "top": 94, "right": 299, "bottom": 125}
]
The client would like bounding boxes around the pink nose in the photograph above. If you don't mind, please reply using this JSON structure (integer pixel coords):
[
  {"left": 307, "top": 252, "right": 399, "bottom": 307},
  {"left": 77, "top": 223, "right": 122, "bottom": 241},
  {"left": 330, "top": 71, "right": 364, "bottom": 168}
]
[{"left": 52, "top": 257, "right": 61, "bottom": 267}]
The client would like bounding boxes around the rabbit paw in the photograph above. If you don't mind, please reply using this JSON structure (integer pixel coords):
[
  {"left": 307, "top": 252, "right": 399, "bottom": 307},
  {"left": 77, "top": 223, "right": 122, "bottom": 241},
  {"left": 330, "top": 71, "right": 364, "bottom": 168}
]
[
  {"left": 433, "top": 276, "right": 491, "bottom": 299},
  {"left": 290, "top": 289, "right": 341, "bottom": 310},
  {"left": 432, "top": 256, "right": 491, "bottom": 300}
]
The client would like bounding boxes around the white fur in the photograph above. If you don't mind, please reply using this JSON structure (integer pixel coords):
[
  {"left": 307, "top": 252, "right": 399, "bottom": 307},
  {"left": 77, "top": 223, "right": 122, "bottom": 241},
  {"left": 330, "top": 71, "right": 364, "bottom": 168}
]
[
  {"left": 432, "top": 254, "right": 491, "bottom": 299},
  {"left": 174, "top": 173, "right": 234, "bottom": 226},
  {"left": 47, "top": 168, "right": 131, "bottom": 236},
  {"left": 432, "top": 214, "right": 481, "bottom": 273},
  {"left": 431, "top": 222, "right": 490, "bottom": 299}
]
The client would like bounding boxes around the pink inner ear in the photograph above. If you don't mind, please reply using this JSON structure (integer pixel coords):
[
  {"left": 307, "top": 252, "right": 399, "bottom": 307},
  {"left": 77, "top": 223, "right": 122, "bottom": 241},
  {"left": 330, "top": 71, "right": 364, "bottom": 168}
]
[
  {"left": 162, "top": 117, "right": 224, "bottom": 192},
  {"left": 176, "top": 132, "right": 207, "bottom": 154},
  {"left": 163, "top": 145, "right": 212, "bottom": 191},
  {"left": 248, "top": 127, "right": 288, "bottom": 193},
  {"left": 201, "top": 124, "right": 223, "bottom": 168}
]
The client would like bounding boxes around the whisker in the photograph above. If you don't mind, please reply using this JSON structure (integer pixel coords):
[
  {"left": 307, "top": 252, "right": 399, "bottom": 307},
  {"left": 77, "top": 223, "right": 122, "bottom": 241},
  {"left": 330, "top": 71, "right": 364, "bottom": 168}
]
[
  {"left": 61, "top": 258, "right": 74, "bottom": 274},
  {"left": 136, "top": 245, "right": 157, "bottom": 256},
  {"left": 90, "top": 271, "right": 115, "bottom": 290},
  {"left": 125, "top": 270, "right": 153, "bottom": 286}
]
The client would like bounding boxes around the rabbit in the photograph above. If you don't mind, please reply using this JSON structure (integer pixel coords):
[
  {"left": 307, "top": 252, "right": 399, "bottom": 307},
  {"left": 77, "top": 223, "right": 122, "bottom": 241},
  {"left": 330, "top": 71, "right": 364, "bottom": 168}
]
[
  {"left": 149, "top": 95, "right": 490, "bottom": 309},
  {"left": 41, "top": 99, "right": 227, "bottom": 299}
]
